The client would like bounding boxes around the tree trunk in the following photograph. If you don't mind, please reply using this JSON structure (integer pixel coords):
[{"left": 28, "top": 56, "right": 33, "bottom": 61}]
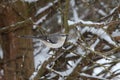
[{"left": 0, "top": 1, "right": 34, "bottom": 80}]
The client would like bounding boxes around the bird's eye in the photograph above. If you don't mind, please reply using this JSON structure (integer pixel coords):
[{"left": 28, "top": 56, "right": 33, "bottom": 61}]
[{"left": 47, "top": 39, "right": 56, "bottom": 44}]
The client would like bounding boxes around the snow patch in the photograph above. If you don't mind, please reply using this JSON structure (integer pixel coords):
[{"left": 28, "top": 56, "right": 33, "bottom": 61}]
[
  {"left": 0, "top": 45, "right": 3, "bottom": 59},
  {"left": 24, "top": 0, "right": 38, "bottom": 3},
  {"left": 35, "top": 0, "right": 58, "bottom": 16},
  {"left": 81, "top": 27, "right": 117, "bottom": 47}
]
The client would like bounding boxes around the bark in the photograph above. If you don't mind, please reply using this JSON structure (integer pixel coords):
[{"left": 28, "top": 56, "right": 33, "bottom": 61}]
[{"left": 0, "top": 1, "right": 34, "bottom": 80}]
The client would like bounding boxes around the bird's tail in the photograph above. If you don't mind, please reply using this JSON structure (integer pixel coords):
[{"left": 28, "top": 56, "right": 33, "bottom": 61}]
[
  {"left": 17, "top": 35, "right": 47, "bottom": 39},
  {"left": 17, "top": 35, "right": 38, "bottom": 39}
]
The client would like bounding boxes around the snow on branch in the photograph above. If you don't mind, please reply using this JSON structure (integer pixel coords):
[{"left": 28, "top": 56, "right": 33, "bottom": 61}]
[
  {"left": 68, "top": 20, "right": 120, "bottom": 28},
  {"left": 35, "top": 0, "right": 58, "bottom": 16},
  {"left": 99, "top": 6, "right": 120, "bottom": 21},
  {"left": 81, "top": 27, "right": 118, "bottom": 47},
  {"left": 68, "top": 19, "right": 120, "bottom": 48},
  {"left": 80, "top": 73, "right": 109, "bottom": 80},
  {"left": 33, "top": 14, "right": 48, "bottom": 29},
  {"left": 80, "top": 43, "right": 112, "bottom": 60},
  {"left": 24, "top": 0, "right": 38, "bottom": 3}
]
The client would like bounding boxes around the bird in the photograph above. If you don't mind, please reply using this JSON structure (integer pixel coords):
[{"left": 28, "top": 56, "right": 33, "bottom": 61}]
[{"left": 18, "top": 33, "right": 67, "bottom": 48}]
